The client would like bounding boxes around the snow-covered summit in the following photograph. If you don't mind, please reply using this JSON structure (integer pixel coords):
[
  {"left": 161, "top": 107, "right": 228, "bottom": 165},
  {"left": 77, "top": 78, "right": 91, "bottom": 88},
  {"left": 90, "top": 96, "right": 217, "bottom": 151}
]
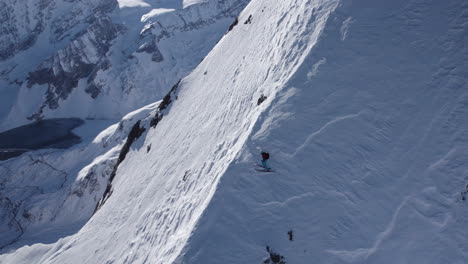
[{"left": 1, "top": 0, "right": 468, "bottom": 263}]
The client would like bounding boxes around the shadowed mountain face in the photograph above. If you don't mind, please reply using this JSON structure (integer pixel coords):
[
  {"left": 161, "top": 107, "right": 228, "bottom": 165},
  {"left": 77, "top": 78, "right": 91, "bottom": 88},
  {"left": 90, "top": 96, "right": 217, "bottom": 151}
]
[{"left": 0, "top": 118, "right": 83, "bottom": 160}]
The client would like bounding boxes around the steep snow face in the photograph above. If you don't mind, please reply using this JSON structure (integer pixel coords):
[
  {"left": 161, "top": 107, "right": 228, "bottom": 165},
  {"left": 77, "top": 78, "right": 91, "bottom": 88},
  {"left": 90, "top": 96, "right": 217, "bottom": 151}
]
[
  {"left": 178, "top": 0, "right": 468, "bottom": 263},
  {"left": 2, "top": 0, "right": 468, "bottom": 263},
  {"left": 1, "top": 0, "right": 339, "bottom": 262},
  {"left": 0, "top": 0, "right": 249, "bottom": 131}
]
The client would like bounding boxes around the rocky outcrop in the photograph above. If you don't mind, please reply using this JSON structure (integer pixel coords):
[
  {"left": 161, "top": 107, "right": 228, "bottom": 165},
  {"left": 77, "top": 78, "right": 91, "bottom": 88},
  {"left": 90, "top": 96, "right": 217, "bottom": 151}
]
[
  {"left": 0, "top": 0, "right": 51, "bottom": 61},
  {"left": 141, "top": 0, "right": 248, "bottom": 47},
  {"left": 0, "top": 0, "right": 250, "bottom": 131},
  {"left": 0, "top": 0, "right": 117, "bottom": 62},
  {"left": 137, "top": 30, "right": 165, "bottom": 62},
  {"left": 26, "top": 14, "right": 123, "bottom": 120}
]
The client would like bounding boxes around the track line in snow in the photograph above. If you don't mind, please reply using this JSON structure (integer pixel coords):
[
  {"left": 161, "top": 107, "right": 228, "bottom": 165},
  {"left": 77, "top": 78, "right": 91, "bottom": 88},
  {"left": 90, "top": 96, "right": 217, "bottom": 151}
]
[
  {"left": 291, "top": 111, "right": 364, "bottom": 157},
  {"left": 328, "top": 196, "right": 410, "bottom": 263},
  {"left": 260, "top": 192, "right": 315, "bottom": 208}
]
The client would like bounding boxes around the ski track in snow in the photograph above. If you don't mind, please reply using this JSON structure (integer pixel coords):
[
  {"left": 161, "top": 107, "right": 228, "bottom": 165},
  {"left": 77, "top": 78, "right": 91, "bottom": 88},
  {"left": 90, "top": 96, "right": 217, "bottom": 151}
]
[
  {"left": 328, "top": 196, "right": 410, "bottom": 262},
  {"left": 1, "top": 0, "right": 468, "bottom": 263},
  {"left": 292, "top": 111, "right": 364, "bottom": 157},
  {"left": 340, "top": 17, "right": 353, "bottom": 41}
]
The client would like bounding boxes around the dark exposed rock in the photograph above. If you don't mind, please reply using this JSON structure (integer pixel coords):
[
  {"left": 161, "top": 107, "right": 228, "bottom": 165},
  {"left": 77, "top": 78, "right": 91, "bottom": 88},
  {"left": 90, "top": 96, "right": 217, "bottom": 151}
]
[
  {"left": 85, "top": 84, "right": 101, "bottom": 99},
  {"left": 26, "top": 14, "right": 122, "bottom": 120},
  {"left": 0, "top": 0, "right": 117, "bottom": 62},
  {"left": 257, "top": 94, "right": 267, "bottom": 105},
  {"left": 264, "top": 246, "right": 286, "bottom": 264},
  {"left": 227, "top": 17, "right": 238, "bottom": 32},
  {"left": 95, "top": 120, "right": 146, "bottom": 212},
  {"left": 50, "top": 0, "right": 118, "bottom": 43},
  {"left": 152, "top": 48, "right": 164, "bottom": 62},
  {"left": 85, "top": 59, "right": 111, "bottom": 99},
  {"left": 72, "top": 159, "right": 114, "bottom": 198},
  {"left": 136, "top": 39, "right": 164, "bottom": 63},
  {"left": 146, "top": 0, "right": 248, "bottom": 44},
  {"left": 0, "top": 1, "right": 49, "bottom": 61},
  {"left": 150, "top": 79, "right": 181, "bottom": 128},
  {"left": 159, "top": 80, "right": 181, "bottom": 111}
]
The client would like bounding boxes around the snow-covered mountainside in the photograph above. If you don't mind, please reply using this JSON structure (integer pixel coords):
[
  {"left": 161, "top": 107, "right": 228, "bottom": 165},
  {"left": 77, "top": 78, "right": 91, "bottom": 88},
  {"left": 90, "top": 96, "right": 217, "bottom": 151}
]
[
  {"left": 0, "top": 103, "right": 158, "bottom": 251},
  {"left": 0, "top": 0, "right": 248, "bottom": 131},
  {"left": 1, "top": 0, "right": 468, "bottom": 263}
]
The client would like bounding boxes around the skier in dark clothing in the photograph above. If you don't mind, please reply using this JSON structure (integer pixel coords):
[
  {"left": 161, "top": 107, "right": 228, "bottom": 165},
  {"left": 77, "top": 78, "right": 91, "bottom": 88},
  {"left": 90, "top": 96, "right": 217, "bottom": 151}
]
[{"left": 261, "top": 151, "right": 270, "bottom": 171}]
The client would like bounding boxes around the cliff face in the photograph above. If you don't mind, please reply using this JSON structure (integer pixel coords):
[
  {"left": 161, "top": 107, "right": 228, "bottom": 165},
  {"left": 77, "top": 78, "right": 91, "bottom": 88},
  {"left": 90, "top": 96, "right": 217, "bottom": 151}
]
[
  {"left": 0, "top": 0, "right": 249, "bottom": 131},
  {"left": 0, "top": 0, "right": 117, "bottom": 63}
]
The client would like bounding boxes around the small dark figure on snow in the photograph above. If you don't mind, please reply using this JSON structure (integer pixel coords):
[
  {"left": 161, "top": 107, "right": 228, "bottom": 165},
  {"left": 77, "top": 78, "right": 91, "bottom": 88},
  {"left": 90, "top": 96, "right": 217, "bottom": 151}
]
[
  {"left": 462, "top": 184, "right": 468, "bottom": 201},
  {"left": 261, "top": 151, "right": 270, "bottom": 170}
]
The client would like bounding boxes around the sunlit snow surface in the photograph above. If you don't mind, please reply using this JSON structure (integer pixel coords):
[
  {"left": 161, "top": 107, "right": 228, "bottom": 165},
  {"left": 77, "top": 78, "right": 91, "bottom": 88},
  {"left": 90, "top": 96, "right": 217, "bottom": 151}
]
[{"left": 1, "top": 0, "right": 468, "bottom": 263}]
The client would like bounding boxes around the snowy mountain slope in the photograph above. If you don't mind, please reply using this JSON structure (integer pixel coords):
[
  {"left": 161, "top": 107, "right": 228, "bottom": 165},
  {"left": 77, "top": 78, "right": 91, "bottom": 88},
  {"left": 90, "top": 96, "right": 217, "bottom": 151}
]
[
  {"left": 0, "top": 103, "right": 157, "bottom": 251},
  {"left": 177, "top": 0, "right": 468, "bottom": 263},
  {"left": 0, "top": 0, "right": 335, "bottom": 262},
  {"left": 0, "top": 0, "right": 249, "bottom": 131},
  {"left": 1, "top": 0, "right": 468, "bottom": 263}
]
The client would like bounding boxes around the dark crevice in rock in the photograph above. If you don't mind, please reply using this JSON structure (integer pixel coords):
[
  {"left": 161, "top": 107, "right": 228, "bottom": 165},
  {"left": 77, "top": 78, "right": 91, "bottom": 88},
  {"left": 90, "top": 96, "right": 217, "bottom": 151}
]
[
  {"left": 264, "top": 246, "right": 286, "bottom": 264},
  {"left": 93, "top": 79, "right": 182, "bottom": 212},
  {"left": 136, "top": 37, "right": 165, "bottom": 63},
  {"left": 85, "top": 60, "right": 111, "bottom": 99},
  {"left": 257, "top": 94, "right": 267, "bottom": 105},
  {"left": 227, "top": 17, "right": 238, "bottom": 33},
  {"left": 94, "top": 120, "right": 146, "bottom": 213},
  {"left": 94, "top": 79, "right": 181, "bottom": 213},
  {"left": 26, "top": 15, "right": 123, "bottom": 121},
  {"left": 151, "top": 79, "right": 181, "bottom": 128},
  {"left": 144, "top": 0, "right": 248, "bottom": 44}
]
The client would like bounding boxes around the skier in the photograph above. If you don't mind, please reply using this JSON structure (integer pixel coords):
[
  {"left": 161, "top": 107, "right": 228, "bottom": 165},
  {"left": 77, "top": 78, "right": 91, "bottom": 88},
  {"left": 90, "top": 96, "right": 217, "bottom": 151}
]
[{"left": 261, "top": 151, "right": 271, "bottom": 171}]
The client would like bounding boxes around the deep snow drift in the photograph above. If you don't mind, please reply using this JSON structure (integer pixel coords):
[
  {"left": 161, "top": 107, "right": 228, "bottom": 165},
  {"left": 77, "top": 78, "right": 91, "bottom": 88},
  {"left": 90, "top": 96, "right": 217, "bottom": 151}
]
[{"left": 1, "top": 0, "right": 468, "bottom": 263}]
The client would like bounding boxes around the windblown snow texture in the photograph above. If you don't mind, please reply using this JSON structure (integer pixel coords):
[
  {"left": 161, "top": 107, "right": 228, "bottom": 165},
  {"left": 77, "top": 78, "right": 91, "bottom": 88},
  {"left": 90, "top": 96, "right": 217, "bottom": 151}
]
[{"left": 1, "top": 0, "right": 468, "bottom": 263}]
